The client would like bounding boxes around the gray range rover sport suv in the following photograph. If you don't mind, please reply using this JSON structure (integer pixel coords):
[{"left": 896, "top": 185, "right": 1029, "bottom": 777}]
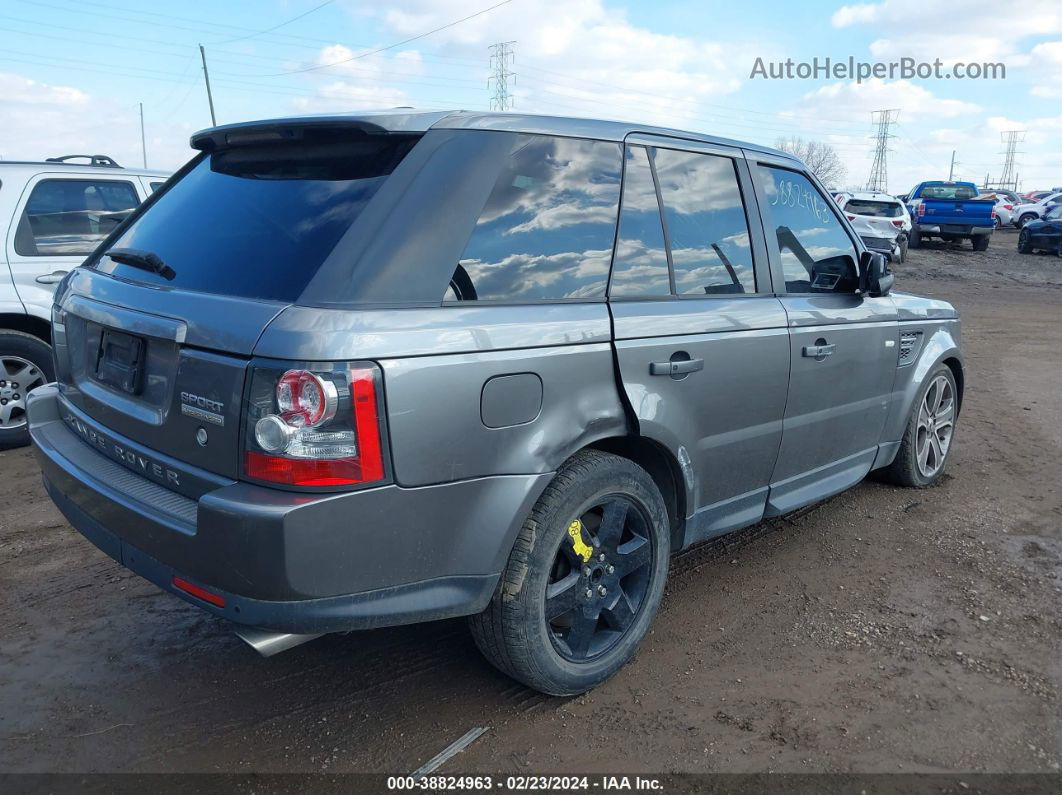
[{"left": 29, "top": 111, "right": 963, "bottom": 695}]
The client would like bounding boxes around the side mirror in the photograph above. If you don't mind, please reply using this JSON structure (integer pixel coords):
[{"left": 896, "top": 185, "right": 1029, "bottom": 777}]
[{"left": 859, "top": 250, "right": 893, "bottom": 297}]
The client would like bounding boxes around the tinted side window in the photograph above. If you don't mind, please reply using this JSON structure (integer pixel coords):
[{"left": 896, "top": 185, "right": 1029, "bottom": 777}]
[
  {"left": 754, "top": 165, "right": 858, "bottom": 294},
  {"left": 654, "top": 148, "right": 755, "bottom": 295},
  {"left": 447, "top": 135, "right": 622, "bottom": 302},
  {"left": 609, "top": 146, "right": 670, "bottom": 297},
  {"left": 16, "top": 179, "right": 139, "bottom": 257},
  {"left": 149, "top": 181, "right": 165, "bottom": 192}
]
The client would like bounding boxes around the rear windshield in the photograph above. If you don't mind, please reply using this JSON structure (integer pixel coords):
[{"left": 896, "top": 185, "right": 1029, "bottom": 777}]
[
  {"left": 920, "top": 185, "right": 978, "bottom": 200},
  {"left": 845, "top": 199, "right": 903, "bottom": 218},
  {"left": 92, "top": 135, "right": 419, "bottom": 302}
]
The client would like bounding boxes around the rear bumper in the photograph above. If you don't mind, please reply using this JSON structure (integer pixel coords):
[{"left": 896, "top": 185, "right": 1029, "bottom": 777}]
[
  {"left": 914, "top": 223, "right": 994, "bottom": 236},
  {"left": 28, "top": 384, "right": 550, "bottom": 633}
]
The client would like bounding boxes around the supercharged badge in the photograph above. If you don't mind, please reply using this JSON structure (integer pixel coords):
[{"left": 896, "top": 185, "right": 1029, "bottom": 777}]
[{"left": 180, "top": 391, "right": 225, "bottom": 426}]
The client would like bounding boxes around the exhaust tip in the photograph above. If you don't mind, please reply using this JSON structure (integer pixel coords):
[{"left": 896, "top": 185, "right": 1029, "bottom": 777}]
[{"left": 234, "top": 626, "right": 324, "bottom": 657}]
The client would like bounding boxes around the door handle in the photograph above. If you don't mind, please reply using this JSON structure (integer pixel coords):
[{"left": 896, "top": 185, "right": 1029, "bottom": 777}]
[
  {"left": 35, "top": 270, "right": 69, "bottom": 285},
  {"left": 650, "top": 358, "right": 704, "bottom": 376},
  {"left": 802, "top": 343, "right": 836, "bottom": 358}
]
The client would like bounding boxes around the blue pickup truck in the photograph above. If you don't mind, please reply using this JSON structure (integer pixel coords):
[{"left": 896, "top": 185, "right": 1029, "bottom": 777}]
[{"left": 905, "top": 181, "right": 995, "bottom": 251}]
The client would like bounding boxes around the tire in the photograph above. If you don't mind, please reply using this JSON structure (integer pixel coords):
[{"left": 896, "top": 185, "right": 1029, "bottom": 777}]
[
  {"left": 972, "top": 235, "right": 989, "bottom": 251},
  {"left": 1018, "top": 229, "right": 1033, "bottom": 254},
  {"left": 882, "top": 364, "right": 958, "bottom": 488},
  {"left": 907, "top": 228, "right": 921, "bottom": 249},
  {"left": 469, "top": 450, "right": 671, "bottom": 696},
  {"left": 0, "top": 330, "right": 54, "bottom": 450},
  {"left": 1019, "top": 213, "right": 1038, "bottom": 227},
  {"left": 994, "top": 216, "right": 1001, "bottom": 229},
  {"left": 897, "top": 235, "right": 908, "bottom": 263}
]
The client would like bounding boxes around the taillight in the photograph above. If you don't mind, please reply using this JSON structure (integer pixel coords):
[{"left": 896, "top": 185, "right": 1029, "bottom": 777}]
[
  {"left": 917, "top": 203, "right": 926, "bottom": 217},
  {"left": 846, "top": 214, "right": 855, "bottom": 220},
  {"left": 891, "top": 219, "right": 904, "bottom": 227},
  {"left": 243, "top": 362, "right": 388, "bottom": 490},
  {"left": 1003, "top": 204, "right": 1013, "bottom": 210}
]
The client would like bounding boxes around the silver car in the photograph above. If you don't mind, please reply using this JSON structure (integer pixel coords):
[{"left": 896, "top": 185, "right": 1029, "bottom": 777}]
[{"left": 28, "top": 111, "right": 963, "bottom": 695}]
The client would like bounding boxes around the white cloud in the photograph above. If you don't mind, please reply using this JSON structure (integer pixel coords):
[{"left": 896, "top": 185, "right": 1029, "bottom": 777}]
[
  {"left": 832, "top": 0, "right": 1062, "bottom": 80},
  {"left": 1029, "top": 40, "right": 1062, "bottom": 97},
  {"left": 0, "top": 72, "right": 89, "bottom": 107},
  {"left": 328, "top": 0, "right": 760, "bottom": 130},
  {"left": 783, "top": 78, "right": 980, "bottom": 123}
]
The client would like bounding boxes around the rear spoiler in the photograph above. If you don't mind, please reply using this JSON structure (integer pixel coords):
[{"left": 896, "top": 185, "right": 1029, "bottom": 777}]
[{"left": 190, "top": 111, "right": 454, "bottom": 152}]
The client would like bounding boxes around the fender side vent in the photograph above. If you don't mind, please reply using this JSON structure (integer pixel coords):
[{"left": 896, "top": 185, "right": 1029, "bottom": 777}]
[{"left": 898, "top": 330, "right": 923, "bottom": 367}]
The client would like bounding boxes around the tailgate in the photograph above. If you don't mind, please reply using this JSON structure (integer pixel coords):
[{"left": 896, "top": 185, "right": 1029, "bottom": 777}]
[
  {"left": 920, "top": 198, "right": 994, "bottom": 225},
  {"left": 53, "top": 269, "right": 286, "bottom": 479}
]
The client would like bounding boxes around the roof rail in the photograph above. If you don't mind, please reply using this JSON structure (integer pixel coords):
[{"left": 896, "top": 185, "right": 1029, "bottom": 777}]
[{"left": 44, "top": 154, "right": 122, "bottom": 168}]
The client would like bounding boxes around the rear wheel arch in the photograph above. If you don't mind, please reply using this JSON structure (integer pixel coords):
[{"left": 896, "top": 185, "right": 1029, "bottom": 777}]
[
  {"left": 585, "top": 435, "right": 686, "bottom": 550},
  {"left": 0, "top": 314, "right": 52, "bottom": 345}
]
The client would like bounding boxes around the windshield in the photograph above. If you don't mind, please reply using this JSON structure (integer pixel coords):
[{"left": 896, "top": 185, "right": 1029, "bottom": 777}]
[
  {"left": 92, "top": 134, "right": 420, "bottom": 302},
  {"left": 845, "top": 199, "right": 903, "bottom": 218},
  {"left": 920, "top": 184, "right": 978, "bottom": 200}
]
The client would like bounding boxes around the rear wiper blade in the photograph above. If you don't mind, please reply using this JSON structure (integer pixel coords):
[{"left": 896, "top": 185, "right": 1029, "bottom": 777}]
[{"left": 105, "top": 247, "right": 176, "bottom": 280}]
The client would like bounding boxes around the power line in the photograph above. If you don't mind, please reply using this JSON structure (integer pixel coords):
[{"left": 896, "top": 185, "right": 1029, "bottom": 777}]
[
  {"left": 263, "top": 0, "right": 517, "bottom": 77},
  {"left": 488, "top": 41, "right": 515, "bottom": 111},
  {"left": 866, "top": 109, "right": 899, "bottom": 192},
  {"left": 213, "top": 0, "right": 335, "bottom": 45}
]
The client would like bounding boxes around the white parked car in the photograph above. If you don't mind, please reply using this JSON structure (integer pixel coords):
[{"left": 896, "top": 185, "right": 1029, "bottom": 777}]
[
  {"left": 1013, "top": 192, "right": 1062, "bottom": 228},
  {"left": 0, "top": 154, "right": 170, "bottom": 448},
  {"left": 980, "top": 193, "right": 1014, "bottom": 228},
  {"left": 839, "top": 191, "right": 911, "bottom": 261},
  {"left": 849, "top": 216, "right": 901, "bottom": 263}
]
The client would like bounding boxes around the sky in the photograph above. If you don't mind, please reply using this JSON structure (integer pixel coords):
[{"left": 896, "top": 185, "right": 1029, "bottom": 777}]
[{"left": 1, "top": 0, "right": 1060, "bottom": 194}]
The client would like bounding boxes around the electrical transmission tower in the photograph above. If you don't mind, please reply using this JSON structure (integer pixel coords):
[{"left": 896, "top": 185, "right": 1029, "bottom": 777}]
[
  {"left": 998, "top": 130, "right": 1025, "bottom": 193},
  {"left": 865, "top": 109, "right": 899, "bottom": 192},
  {"left": 488, "top": 41, "right": 516, "bottom": 111}
]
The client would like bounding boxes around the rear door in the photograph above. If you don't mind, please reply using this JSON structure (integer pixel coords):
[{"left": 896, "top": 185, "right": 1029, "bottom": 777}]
[
  {"left": 747, "top": 156, "right": 898, "bottom": 515},
  {"left": 609, "top": 136, "right": 789, "bottom": 544},
  {"left": 5, "top": 172, "right": 145, "bottom": 320}
]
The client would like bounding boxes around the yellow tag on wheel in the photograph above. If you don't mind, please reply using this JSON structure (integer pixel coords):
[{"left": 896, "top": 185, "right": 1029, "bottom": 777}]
[{"left": 567, "top": 520, "right": 594, "bottom": 563}]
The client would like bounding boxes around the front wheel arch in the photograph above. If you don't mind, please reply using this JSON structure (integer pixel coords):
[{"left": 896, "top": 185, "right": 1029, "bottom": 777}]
[{"left": 943, "top": 356, "right": 964, "bottom": 415}]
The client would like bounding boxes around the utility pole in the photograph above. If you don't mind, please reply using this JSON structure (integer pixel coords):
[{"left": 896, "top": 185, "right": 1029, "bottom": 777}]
[
  {"left": 998, "top": 130, "right": 1025, "bottom": 193},
  {"left": 488, "top": 41, "right": 516, "bottom": 111},
  {"left": 865, "top": 109, "right": 899, "bottom": 192},
  {"left": 948, "top": 150, "right": 956, "bottom": 181},
  {"left": 199, "top": 44, "right": 217, "bottom": 126},
  {"left": 139, "top": 102, "right": 147, "bottom": 168}
]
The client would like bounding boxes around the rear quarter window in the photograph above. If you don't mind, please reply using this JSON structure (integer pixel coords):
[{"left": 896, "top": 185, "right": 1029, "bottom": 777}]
[{"left": 446, "top": 135, "right": 623, "bottom": 302}]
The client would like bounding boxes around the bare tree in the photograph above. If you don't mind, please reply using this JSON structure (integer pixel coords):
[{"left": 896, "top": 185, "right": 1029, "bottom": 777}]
[{"left": 775, "top": 137, "right": 848, "bottom": 188}]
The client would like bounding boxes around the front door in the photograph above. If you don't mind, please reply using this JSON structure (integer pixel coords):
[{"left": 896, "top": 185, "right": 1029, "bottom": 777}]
[
  {"left": 609, "top": 138, "right": 789, "bottom": 545},
  {"left": 747, "top": 158, "right": 898, "bottom": 515}
]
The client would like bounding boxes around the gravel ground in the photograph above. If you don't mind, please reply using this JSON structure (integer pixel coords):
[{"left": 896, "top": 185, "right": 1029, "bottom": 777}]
[{"left": 0, "top": 228, "right": 1059, "bottom": 778}]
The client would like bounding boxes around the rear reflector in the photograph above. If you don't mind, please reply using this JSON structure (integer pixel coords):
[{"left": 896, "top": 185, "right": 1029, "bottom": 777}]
[
  {"left": 245, "top": 451, "right": 364, "bottom": 487},
  {"left": 172, "top": 576, "right": 226, "bottom": 607}
]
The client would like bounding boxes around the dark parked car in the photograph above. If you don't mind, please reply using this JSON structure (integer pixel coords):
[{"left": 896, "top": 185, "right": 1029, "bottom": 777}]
[
  {"left": 28, "top": 111, "right": 964, "bottom": 695},
  {"left": 1018, "top": 205, "right": 1062, "bottom": 256}
]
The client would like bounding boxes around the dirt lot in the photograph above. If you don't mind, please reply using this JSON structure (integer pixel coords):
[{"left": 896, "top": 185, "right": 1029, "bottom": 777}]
[{"left": 1, "top": 229, "right": 1059, "bottom": 778}]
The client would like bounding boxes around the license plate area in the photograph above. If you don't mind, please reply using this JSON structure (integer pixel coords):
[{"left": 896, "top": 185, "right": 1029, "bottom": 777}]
[{"left": 95, "top": 329, "right": 145, "bottom": 395}]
